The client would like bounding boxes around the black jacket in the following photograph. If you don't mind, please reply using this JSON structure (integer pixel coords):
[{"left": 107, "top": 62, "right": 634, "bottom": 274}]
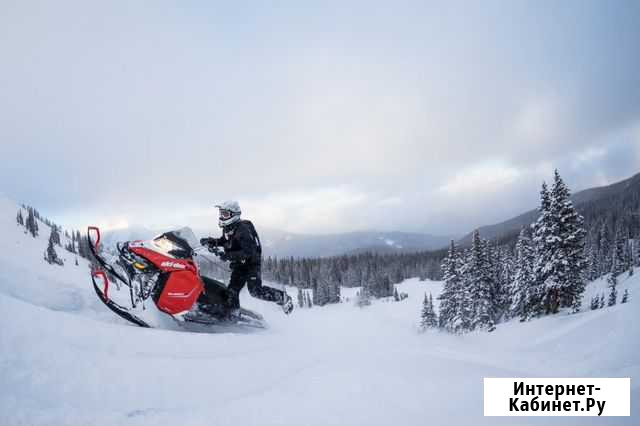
[{"left": 211, "top": 220, "right": 262, "bottom": 267}]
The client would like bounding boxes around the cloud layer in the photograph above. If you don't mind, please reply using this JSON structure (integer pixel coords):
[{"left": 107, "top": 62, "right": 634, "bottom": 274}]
[{"left": 1, "top": 0, "right": 639, "bottom": 235}]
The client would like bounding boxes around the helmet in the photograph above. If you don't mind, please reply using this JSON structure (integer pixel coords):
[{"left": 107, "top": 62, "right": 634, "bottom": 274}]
[{"left": 215, "top": 200, "right": 241, "bottom": 228}]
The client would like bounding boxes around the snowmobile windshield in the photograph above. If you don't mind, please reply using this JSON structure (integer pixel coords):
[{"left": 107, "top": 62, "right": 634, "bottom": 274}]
[{"left": 151, "top": 227, "right": 199, "bottom": 258}]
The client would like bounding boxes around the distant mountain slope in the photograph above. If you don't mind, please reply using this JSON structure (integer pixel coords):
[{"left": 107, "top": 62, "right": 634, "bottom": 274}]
[
  {"left": 101, "top": 225, "right": 451, "bottom": 258},
  {"left": 458, "top": 171, "right": 640, "bottom": 246},
  {"left": 259, "top": 229, "right": 451, "bottom": 258}
]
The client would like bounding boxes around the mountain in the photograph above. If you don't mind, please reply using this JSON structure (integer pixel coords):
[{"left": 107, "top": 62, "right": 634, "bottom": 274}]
[
  {"left": 101, "top": 225, "right": 451, "bottom": 258},
  {"left": 458, "top": 171, "right": 640, "bottom": 246},
  {"left": 258, "top": 229, "right": 451, "bottom": 258}
]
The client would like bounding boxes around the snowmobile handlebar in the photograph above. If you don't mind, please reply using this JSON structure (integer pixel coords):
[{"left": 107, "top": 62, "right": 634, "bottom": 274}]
[{"left": 87, "top": 226, "right": 101, "bottom": 252}]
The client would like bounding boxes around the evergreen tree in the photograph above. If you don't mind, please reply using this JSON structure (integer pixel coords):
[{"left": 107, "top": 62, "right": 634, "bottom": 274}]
[
  {"left": 597, "top": 224, "right": 611, "bottom": 276},
  {"left": 598, "top": 292, "right": 605, "bottom": 309},
  {"left": 590, "top": 296, "right": 599, "bottom": 310},
  {"left": 297, "top": 287, "right": 304, "bottom": 308},
  {"left": 533, "top": 171, "right": 587, "bottom": 314},
  {"left": 438, "top": 241, "right": 467, "bottom": 332},
  {"left": 420, "top": 293, "right": 438, "bottom": 330},
  {"left": 606, "top": 227, "right": 627, "bottom": 307},
  {"left": 510, "top": 227, "right": 537, "bottom": 321},
  {"left": 355, "top": 287, "right": 371, "bottom": 308},
  {"left": 393, "top": 286, "right": 400, "bottom": 301},
  {"left": 607, "top": 273, "right": 618, "bottom": 306},
  {"left": 16, "top": 209, "right": 24, "bottom": 226},
  {"left": 464, "top": 230, "right": 495, "bottom": 331},
  {"left": 25, "top": 207, "right": 39, "bottom": 237},
  {"left": 44, "top": 229, "right": 63, "bottom": 266},
  {"left": 586, "top": 246, "right": 599, "bottom": 281},
  {"left": 611, "top": 227, "right": 627, "bottom": 278},
  {"left": 50, "top": 225, "right": 61, "bottom": 246},
  {"left": 621, "top": 289, "right": 629, "bottom": 304}
]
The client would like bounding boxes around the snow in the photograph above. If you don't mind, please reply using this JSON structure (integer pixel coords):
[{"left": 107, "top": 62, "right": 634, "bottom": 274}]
[{"left": 1, "top": 196, "right": 638, "bottom": 425}]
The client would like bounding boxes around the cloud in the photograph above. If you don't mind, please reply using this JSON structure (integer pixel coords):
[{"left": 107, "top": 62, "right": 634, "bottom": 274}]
[{"left": 1, "top": 0, "right": 639, "bottom": 236}]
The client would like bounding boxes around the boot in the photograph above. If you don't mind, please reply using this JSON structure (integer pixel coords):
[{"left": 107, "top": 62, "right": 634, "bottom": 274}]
[{"left": 278, "top": 293, "right": 294, "bottom": 315}]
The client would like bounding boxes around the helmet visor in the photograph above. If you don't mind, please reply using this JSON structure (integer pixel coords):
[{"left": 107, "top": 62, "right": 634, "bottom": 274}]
[{"left": 219, "top": 209, "right": 233, "bottom": 220}]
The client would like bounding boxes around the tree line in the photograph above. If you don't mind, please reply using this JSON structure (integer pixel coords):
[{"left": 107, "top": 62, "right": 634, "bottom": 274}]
[
  {"left": 17, "top": 205, "right": 91, "bottom": 266},
  {"left": 432, "top": 170, "right": 637, "bottom": 334}
]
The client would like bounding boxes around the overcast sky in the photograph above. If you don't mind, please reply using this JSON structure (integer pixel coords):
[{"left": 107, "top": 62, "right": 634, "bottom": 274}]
[{"left": 1, "top": 0, "right": 639, "bottom": 236}]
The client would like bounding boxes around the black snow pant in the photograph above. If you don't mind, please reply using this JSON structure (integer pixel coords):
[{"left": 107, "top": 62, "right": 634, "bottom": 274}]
[{"left": 227, "top": 264, "right": 283, "bottom": 309}]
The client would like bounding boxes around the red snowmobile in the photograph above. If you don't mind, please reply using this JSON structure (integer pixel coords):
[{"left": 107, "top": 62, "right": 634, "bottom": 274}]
[{"left": 87, "top": 226, "right": 266, "bottom": 330}]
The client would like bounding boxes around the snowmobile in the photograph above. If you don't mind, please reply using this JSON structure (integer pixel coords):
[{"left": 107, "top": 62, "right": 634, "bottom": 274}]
[{"left": 87, "top": 226, "right": 266, "bottom": 331}]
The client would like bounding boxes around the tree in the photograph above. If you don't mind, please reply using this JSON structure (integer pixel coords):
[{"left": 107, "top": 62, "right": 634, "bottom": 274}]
[
  {"left": 597, "top": 224, "right": 611, "bottom": 276},
  {"left": 590, "top": 296, "right": 599, "bottom": 310},
  {"left": 50, "top": 225, "right": 61, "bottom": 246},
  {"left": 25, "top": 207, "right": 39, "bottom": 237},
  {"left": 16, "top": 209, "right": 24, "bottom": 226},
  {"left": 607, "top": 227, "right": 627, "bottom": 307},
  {"left": 607, "top": 273, "right": 618, "bottom": 306},
  {"left": 438, "top": 241, "right": 467, "bottom": 332},
  {"left": 355, "top": 287, "right": 371, "bottom": 308},
  {"left": 393, "top": 286, "right": 400, "bottom": 301},
  {"left": 44, "top": 229, "right": 63, "bottom": 266},
  {"left": 510, "top": 227, "right": 537, "bottom": 321},
  {"left": 598, "top": 293, "right": 605, "bottom": 309},
  {"left": 464, "top": 231, "right": 495, "bottom": 331},
  {"left": 533, "top": 171, "right": 587, "bottom": 314},
  {"left": 297, "top": 287, "right": 304, "bottom": 308},
  {"left": 420, "top": 293, "right": 438, "bottom": 330},
  {"left": 621, "top": 289, "right": 629, "bottom": 304}
]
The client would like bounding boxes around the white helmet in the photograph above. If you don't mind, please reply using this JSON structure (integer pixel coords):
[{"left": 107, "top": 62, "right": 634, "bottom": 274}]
[{"left": 215, "top": 200, "right": 241, "bottom": 228}]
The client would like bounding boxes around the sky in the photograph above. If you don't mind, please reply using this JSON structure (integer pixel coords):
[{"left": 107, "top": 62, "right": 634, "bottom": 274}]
[{"left": 1, "top": 0, "right": 639, "bottom": 236}]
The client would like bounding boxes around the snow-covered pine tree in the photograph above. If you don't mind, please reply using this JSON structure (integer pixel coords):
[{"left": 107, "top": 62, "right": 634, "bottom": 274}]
[
  {"left": 590, "top": 296, "right": 599, "bottom": 310},
  {"left": 586, "top": 245, "right": 599, "bottom": 281},
  {"left": 532, "top": 182, "right": 553, "bottom": 316},
  {"left": 50, "top": 225, "right": 61, "bottom": 246},
  {"left": 355, "top": 286, "right": 371, "bottom": 308},
  {"left": 492, "top": 245, "right": 512, "bottom": 322},
  {"left": 44, "top": 228, "right": 63, "bottom": 266},
  {"left": 598, "top": 292, "right": 605, "bottom": 309},
  {"left": 611, "top": 227, "right": 627, "bottom": 278},
  {"left": 16, "top": 209, "right": 24, "bottom": 226},
  {"left": 420, "top": 293, "right": 438, "bottom": 330},
  {"left": 25, "top": 207, "right": 39, "bottom": 237},
  {"left": 393, "top": 286, "right": 399, "bottom": 301},
  {"left": 510, "top": 227, "right": 537, "bottom": 321},
  {"left": 438, "top": 241, "right": 463, "bottom": 332},
  {"left": 464, "top": 230, "right": 495, "bottom": 331},
  {"left": 534, "top": 171, "right": 587, "bottom": 314},
  {"left": 306, "top": 290, "right": 313, "bottom": 308},
  {"left": 607, "top": 227, "right": 627, "bottom": 307},
  {"left": 297, "top": 287, "right": 304, "bottom": 308},
  {"left": 607, "top": 273, "right": 618, "bottom": 306},
  {"left": 597, "top": 224, "right": 611, "bottom": 276},
  {"left": 621, "top": 289, "right": 629, "bottom": 304}
]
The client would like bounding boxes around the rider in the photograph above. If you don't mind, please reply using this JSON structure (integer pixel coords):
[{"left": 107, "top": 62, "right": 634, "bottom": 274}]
[{"left": 200, "top": 201, "right": 293, "bottom": 315}]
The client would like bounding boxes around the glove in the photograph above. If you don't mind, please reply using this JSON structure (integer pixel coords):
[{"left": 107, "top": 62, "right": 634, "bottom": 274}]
[{"left": 200, "top": 237, "right": 213, "bottom": 247}]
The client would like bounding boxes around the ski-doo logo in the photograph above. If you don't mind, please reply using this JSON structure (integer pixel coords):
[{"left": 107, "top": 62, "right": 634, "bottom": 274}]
[{"left": 160, "top": 261, "right": 187, "bottom": 269}]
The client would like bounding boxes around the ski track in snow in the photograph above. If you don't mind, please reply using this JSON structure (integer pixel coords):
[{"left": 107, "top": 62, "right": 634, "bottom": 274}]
[{"left": 1, "top": 197, "right": 638, "bottom": 425}]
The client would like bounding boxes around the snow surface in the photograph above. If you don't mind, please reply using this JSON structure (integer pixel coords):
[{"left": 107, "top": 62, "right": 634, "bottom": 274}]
[{"left": 1, "top": 196, "right": 638, "bottom": 425}]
